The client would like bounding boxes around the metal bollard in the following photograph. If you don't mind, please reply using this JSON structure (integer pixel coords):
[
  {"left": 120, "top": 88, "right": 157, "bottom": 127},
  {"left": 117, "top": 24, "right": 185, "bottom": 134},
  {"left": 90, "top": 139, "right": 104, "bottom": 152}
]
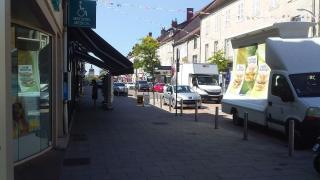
[
  {"left": 142, "top": 93, "right": 145, "bottom": 107},
  {"left": 195, "top": 101, "right": 198, "bottom": 122},
  {"left": 156, "top": 93, "right": 159, "bottom": 102},
  {"left": 169, "top": 97, "right": 172, "bottom": 112},
  {"left": 289, "top": 120, "right": 295, "bottom": 157},
  {"left": 243, "top": 112, "right": 248, "bottom": 140},
  {"left": 153, "top": 91, "right": 155, "bottom": 106},
  {"left": 214, "top": 107, "right": 219, "bottom": 129},
  {"left": 160, "top": 95, "right": 163, "bottom": 109},
  {"left": 180, "top": 99, "right": 183, "bottom": 116}
]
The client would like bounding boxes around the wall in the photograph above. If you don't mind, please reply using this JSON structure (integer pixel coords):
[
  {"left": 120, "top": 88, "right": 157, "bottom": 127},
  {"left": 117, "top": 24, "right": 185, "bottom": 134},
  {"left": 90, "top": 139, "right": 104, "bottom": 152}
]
[
  {"left": 157, "top": 40, "right": 174, "bottom": 66},
  {"left": 200, "top": 0, "right": 316, "bottom": 62}
]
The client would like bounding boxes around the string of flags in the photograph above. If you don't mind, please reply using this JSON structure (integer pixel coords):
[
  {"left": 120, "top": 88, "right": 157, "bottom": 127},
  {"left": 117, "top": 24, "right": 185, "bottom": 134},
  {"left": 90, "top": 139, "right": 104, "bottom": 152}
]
[{"left": 96, "top": 0, "right": 313, "bottom": 28}]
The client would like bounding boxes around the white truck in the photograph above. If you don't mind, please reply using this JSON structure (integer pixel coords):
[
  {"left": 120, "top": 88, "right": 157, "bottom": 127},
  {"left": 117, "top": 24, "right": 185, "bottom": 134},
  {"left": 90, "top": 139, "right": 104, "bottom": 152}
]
[
  {"left": 222, "top": 23, "right": 320, "bottom": 147},
  {"left": 174, "top": 63, "right": 223, "bottom": 103}
]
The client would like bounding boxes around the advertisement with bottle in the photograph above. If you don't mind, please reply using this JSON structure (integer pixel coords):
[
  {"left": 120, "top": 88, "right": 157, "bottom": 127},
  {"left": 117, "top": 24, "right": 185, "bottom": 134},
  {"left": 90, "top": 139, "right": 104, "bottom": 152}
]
[{"left": 226, "top": 44, "right": 270, "bottom": 99}]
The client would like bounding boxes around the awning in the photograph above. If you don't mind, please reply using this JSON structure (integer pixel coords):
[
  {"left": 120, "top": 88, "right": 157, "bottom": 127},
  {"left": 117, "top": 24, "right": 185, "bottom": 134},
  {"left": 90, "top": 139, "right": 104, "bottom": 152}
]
[{"left": 69, "top": 28, "right": 133, "bottom": 76}]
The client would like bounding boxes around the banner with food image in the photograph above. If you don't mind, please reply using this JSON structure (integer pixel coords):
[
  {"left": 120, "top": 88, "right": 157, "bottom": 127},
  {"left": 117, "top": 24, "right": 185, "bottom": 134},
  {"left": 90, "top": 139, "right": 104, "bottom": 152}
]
[
  {"left": 228, "top": 64, "right": 245, "bottom": 95},
  {"left": 18, "top": 51, "right": 40, "bottom": 93},
  {"left": 239, "top": 55, "right": 258, "bottom": 95},
  {"left": 225, "top": 43, "right": 270, "bottom": 99}
]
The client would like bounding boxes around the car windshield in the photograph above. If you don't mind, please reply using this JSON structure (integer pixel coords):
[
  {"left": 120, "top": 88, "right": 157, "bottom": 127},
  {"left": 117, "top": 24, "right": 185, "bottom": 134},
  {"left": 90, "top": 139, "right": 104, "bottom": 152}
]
[
  {"left": 289, "top": 73, "right": 320, "bottom": 97},
  {"left": 157, "top": 83, "right": 165, "bottom": 86},
  {"left": 197, "top": 76, "right": 218, "bottom": 85},
  {"left": 114, "top": 83, "right": 125, "bottom": 86},
  {"left": 173, "top": 86, "right": 194, "bottom": 93}
]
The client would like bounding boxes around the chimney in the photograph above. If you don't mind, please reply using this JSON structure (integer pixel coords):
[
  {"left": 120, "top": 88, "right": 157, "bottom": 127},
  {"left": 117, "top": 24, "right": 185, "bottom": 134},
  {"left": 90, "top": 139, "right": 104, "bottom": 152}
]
[
  {"left": 161, "top": 27, "right": 166, "bottom": 35},
  {"left": 148, "top": 32, "right": 152, "bottom": 37},
  {"left": 187, "top": 8, "right": 194, "bottom": 21},
  {"left": 171, "top": 19, "right": 178, "bottom": 28}
]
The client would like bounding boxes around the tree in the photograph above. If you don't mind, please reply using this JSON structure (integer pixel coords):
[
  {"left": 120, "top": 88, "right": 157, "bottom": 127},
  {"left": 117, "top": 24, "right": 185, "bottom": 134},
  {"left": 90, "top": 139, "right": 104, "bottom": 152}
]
[
  {"left": 208, "top": 50, "right": 229, "bottom": 72},
  {"left": 132, "top": 36, "right": 160, "bottom": 82}
]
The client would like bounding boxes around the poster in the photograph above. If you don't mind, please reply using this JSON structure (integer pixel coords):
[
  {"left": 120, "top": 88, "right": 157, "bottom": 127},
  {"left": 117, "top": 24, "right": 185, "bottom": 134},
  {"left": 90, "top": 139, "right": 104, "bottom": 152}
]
[
  {"left": 13, "top": 50, "right": 41, "bottom": 138},
  {"left": 226, "top": 44, "right": 270, "bottom": 99}
]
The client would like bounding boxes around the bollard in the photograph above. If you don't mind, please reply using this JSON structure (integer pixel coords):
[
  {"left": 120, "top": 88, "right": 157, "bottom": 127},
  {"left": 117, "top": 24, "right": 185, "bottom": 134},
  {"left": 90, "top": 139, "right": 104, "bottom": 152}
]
[
  {"left": 135, "top": 89, "right": 137, "bottom": 97},
  {"left": 243, "top": 112, "right": 248, "bottom": 140},
  {"left": 289, "top": 120, "right": 295, "bottom": 157},
  {"left": 214, "top": 107, "right": 219, "bottom": 129},
  {"left": 142, "top": 93, "right": 145, "bottom": 107},
  {"left": 160, "top": 95, "right": 163, "bottom": 109},
  {"left": 156, "top": 93, "right": 159, "bottom": 102},
  {"left": 180, "top": 99, "right": 183, "bottom": 116},
  {"left": 153, "top": 91, "right": 155, "bottom": 106},
  {"left": 169, "top": 97, "right": 172, "bottom": 112},
  {"left": 195, "top": 101, "right": 198, "bottom": 122}
]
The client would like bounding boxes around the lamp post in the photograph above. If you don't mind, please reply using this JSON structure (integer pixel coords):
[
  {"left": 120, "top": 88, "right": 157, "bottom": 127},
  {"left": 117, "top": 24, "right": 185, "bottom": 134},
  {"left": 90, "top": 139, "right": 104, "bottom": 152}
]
[
  {"left": 175, "top": 49, "right": 180, "bottom": 116},
  {"left": 297, "top": 7, "right": 318, "bottom": 37}
]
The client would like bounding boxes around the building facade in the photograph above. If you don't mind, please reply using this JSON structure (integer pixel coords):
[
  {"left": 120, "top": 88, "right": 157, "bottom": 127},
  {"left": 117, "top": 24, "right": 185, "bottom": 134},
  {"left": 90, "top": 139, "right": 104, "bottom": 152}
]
[
  {"left": 1, "top": 0, "right": 65, "bottom": 179},
  {"left": 200, "top": 0, "right": 317, "bottom": 63}
]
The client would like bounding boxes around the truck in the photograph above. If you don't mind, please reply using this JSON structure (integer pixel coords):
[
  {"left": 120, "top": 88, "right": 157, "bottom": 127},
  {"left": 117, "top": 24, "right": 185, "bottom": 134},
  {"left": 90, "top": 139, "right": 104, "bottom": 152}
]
[
  {"left": 174, "top": 63, "right": 223, "bottom": 103},
  {"left": 222, "top": 22, "right": 320, "bottom": 147}
]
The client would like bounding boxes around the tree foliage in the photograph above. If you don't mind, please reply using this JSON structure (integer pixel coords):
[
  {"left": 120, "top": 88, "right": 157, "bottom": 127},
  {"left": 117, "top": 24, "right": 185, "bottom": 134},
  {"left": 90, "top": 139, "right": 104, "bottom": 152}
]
[
  {"left": 208, "top": 50, "right": 229, "bottom": 72},
  {"left": 132, "top": 36, "right": 160, "bottom": 78}
]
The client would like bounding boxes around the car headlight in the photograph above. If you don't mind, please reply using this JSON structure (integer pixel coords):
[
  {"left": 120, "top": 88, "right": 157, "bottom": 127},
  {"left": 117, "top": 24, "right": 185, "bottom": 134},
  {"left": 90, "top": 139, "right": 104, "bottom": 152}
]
[{"left": 305, "top": 107, "right": 320, "bottom": 121}]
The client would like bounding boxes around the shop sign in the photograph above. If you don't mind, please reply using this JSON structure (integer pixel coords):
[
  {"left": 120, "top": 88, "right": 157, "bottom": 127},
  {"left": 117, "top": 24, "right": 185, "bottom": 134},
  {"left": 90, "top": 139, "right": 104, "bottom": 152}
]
[{"left": 68, "top": 0, "right": 96, "bottom": 28}]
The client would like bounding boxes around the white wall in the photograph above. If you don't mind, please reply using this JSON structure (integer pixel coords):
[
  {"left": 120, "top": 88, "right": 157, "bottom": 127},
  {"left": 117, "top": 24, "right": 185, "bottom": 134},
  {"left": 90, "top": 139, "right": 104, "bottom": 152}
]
[
  {"left": 200, "top": 0, "right": 316, "bottom": 62},
  {"left": 157, "top": 40, "right": 174, "bottom": 66}
]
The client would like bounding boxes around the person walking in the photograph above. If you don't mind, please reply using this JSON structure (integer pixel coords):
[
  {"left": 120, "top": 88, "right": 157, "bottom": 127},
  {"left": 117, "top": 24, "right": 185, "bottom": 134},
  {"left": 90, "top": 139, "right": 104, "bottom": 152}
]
[{"left": 91, "top": 80, "right": 98, "bottom": 106}]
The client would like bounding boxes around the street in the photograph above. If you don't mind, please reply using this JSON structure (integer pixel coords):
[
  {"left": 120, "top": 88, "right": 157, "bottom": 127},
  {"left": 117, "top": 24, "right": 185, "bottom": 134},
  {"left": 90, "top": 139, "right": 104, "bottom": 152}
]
[{"left": 60, "top": 88, "right": 318, "bottom": 180}]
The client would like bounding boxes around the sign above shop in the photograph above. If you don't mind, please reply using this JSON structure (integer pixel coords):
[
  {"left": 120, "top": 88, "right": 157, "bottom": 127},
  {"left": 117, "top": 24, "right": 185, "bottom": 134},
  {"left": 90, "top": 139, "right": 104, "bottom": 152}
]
[
  {"left": 51, "top": 0, "right": 60, "bottom": 11},
  {"left": 68, "top": 0, "right": 96, "bottom": 28}
]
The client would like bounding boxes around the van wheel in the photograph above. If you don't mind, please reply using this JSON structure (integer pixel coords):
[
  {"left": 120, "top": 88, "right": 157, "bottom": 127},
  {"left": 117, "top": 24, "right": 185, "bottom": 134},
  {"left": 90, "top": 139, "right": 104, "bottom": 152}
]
[{"left": 232, "top": 110, "right": 242, "bottom": 126}]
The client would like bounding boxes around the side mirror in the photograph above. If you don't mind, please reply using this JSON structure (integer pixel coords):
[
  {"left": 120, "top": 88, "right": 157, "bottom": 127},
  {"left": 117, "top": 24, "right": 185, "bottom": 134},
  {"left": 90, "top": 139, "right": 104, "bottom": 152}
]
[{"left": 192, "top": 81, "right": 198, "bottom": 87}]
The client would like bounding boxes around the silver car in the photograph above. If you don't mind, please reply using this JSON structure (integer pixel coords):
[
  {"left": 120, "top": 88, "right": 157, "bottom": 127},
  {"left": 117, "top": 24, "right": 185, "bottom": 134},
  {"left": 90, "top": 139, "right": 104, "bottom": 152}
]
[
  {"left": 162, "top": 85, "right": 201, "bottom": 108},
  {"left": 113, "top": 82, "right": 128, "bottom": 96}
]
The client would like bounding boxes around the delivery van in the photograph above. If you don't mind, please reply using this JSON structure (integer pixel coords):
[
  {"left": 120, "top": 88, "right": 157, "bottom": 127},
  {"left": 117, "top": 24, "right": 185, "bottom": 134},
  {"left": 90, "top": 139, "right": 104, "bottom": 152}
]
[{"left": 222, "top": 37, "right": 320, "bottom": 147}]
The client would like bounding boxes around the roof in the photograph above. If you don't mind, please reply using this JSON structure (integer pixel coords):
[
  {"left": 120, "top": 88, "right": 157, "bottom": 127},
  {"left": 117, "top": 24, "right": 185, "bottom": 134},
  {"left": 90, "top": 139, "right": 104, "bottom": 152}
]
[
  {"left": 157, "top": 21, "right": 189, "bottom": 45},
  {"left": 69, "top": 28, "right": 133, "bottom": 76},
  {"left": 199, "top": 0, "right": 238, "bottom": 18},
  {"left": 266, "top": 38, "right": 320, "bottom": 74},
  {"left": 173, "top": 15, "right": 201, "bottom": 45}
]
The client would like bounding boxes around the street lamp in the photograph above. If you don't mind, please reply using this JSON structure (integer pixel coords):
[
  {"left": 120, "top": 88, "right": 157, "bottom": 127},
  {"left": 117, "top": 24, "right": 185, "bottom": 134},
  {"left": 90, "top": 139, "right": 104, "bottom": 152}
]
[{"left": 297, "top": 8, "right": 317, "bottom": 37}]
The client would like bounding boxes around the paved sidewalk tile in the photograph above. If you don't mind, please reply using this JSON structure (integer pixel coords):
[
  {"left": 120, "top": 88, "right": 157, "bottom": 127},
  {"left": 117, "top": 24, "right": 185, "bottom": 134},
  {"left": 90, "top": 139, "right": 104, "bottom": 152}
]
[{"left": 59, "top": 87, "right": 319, "bottom": 180}]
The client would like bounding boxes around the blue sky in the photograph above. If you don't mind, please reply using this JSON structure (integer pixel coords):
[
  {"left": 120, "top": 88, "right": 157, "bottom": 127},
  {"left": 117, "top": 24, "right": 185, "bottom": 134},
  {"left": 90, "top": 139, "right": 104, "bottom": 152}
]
[{"left": 94, "top": 0, "right": 212, "bottom": 56}]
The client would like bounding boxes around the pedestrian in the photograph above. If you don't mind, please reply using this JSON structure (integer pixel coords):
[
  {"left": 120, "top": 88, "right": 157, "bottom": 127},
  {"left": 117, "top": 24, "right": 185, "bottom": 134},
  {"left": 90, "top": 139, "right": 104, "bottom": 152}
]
[{"left": 91, "top": 80, "right": 98, "bottom": 106}]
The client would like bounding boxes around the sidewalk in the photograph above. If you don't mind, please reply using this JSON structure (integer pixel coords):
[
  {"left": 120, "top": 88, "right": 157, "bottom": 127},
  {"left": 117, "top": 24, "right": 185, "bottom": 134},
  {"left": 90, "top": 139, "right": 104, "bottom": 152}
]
[{"left": 60, "top": 87, "right": 318, "bottom": 180}]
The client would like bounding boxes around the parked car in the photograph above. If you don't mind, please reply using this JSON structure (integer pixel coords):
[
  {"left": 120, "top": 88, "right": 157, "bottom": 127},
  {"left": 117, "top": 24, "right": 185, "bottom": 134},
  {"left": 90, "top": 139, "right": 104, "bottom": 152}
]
[
  {"left": 135, "top": 80, "right": 149, "bottom": 92},
  {"left": 162, "top": 85, "right": 201, "bottom": 108},
  {"left": 153, "top": 83, "right": 165, "bottom": 93},
  {"left": 125, "top": 82, "right": 135, "bottom": 90},
  {"left": 113, "top": 82, "right": 128, "bottom": 96}
]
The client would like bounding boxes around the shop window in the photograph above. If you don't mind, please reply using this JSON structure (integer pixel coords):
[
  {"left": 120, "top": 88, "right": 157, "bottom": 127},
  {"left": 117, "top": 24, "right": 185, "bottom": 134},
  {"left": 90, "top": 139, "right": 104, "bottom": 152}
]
[{"left": 11, "top": 25, "right": 52, "bottom": 161}]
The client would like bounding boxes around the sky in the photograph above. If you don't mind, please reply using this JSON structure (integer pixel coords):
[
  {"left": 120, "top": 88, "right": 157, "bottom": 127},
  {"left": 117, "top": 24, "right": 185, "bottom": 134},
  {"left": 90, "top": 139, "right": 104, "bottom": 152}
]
[{"left": 86, "top": 0, "right": 213, "bottom": 74}]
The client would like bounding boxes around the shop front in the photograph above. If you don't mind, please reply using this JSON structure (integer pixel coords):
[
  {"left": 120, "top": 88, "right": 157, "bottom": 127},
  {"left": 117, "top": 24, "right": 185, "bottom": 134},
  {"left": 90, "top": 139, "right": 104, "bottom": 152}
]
[
  {"left": 11, "top": 25, "right": 53, "bottom": 162},
  {"left": 9, "top": 0, "right": 64, "bottom": 166}
]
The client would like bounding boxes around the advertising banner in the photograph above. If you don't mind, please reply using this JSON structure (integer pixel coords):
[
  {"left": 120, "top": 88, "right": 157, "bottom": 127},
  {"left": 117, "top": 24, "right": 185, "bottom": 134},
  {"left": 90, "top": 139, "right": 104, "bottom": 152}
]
[{"left": 226, "top": 44, "right": 270, "bottom": 99}]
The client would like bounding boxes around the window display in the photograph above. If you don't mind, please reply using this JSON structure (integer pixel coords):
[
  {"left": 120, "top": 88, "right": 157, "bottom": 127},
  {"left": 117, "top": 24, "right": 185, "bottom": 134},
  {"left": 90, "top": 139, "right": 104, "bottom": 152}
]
[{"left": 11, "top": 25, "right": 52, "bottom": 161}]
